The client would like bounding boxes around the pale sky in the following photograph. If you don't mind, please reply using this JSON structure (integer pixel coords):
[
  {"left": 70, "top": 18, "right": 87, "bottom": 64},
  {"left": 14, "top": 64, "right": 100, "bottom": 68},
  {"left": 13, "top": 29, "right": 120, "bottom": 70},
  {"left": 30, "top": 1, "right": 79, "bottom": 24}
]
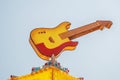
[{"left": 0, "top": 0, "right": 120, "bottom": 80}]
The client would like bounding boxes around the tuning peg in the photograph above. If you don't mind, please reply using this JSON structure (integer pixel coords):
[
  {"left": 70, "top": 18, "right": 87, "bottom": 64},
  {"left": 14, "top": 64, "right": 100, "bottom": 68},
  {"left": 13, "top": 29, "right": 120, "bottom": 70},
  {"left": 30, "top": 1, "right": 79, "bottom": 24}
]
[
  {"left": 96, "top": 20, "right": 113, "bottom": 30},
  {"left": 106, "top": 22, "right": 112, "bottom": 29},
  {"left": 99, "top": 25, "right": 104, "bottom": 30}
]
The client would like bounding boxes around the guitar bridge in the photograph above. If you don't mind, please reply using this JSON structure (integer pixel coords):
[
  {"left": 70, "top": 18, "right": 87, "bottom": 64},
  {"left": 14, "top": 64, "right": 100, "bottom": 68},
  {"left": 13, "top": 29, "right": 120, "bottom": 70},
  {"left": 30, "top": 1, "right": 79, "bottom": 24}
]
[{"left": 49, "top": 37, "right": 55, "bottom": 43}]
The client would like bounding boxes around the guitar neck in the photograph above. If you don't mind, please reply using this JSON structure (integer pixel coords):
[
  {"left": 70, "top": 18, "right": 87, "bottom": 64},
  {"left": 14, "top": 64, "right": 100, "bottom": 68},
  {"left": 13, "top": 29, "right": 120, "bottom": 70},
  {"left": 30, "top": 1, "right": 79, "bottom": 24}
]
[{"left": 59, "top": 21, "right": 112, "bottom": 40}]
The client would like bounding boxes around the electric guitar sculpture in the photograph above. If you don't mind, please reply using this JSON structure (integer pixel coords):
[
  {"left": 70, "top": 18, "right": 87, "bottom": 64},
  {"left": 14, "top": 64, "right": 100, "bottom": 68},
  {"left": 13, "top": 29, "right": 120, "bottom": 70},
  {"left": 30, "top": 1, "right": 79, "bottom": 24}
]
[{"left": 30, "top": 20, "right": 112, "bottom": 60}]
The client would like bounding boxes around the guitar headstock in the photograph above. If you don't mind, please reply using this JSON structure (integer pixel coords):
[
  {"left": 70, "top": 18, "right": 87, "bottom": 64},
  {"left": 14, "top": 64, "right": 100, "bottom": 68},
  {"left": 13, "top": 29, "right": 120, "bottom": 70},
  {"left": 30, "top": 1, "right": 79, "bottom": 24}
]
[{"left": 96, "top": 20, "right": 113, "bottom": 30}]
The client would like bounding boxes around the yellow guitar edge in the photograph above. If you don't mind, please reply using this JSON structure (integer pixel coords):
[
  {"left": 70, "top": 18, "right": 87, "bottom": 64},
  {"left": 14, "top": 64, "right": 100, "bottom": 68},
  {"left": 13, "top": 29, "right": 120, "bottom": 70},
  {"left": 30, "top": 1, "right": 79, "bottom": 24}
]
[
  {"left": 29, "top": 38, "right": 50, "bottom": 60},
  {"left": 30, "top": 38, "right": 78, "bottom": 60}
]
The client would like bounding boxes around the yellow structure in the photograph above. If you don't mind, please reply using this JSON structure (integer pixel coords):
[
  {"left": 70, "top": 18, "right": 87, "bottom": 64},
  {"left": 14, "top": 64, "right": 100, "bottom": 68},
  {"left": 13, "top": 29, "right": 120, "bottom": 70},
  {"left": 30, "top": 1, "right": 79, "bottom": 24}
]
[{"left": 9, "top": 66, "right": 83, "bottom": 80}]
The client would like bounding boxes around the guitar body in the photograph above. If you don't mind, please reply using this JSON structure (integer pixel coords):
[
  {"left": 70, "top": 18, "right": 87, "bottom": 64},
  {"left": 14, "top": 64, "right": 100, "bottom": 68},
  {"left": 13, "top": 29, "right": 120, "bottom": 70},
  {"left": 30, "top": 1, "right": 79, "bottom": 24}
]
[{"left": 30, "top": 22, "right": 78, "bottom": 60}]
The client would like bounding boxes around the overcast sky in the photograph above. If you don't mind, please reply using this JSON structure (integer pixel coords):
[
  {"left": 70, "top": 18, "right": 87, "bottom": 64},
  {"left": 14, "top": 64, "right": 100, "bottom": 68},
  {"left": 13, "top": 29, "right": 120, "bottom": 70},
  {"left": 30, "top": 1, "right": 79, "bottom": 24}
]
[{"left": 0, "top": 0, "right": 120, "bottom": 80}]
